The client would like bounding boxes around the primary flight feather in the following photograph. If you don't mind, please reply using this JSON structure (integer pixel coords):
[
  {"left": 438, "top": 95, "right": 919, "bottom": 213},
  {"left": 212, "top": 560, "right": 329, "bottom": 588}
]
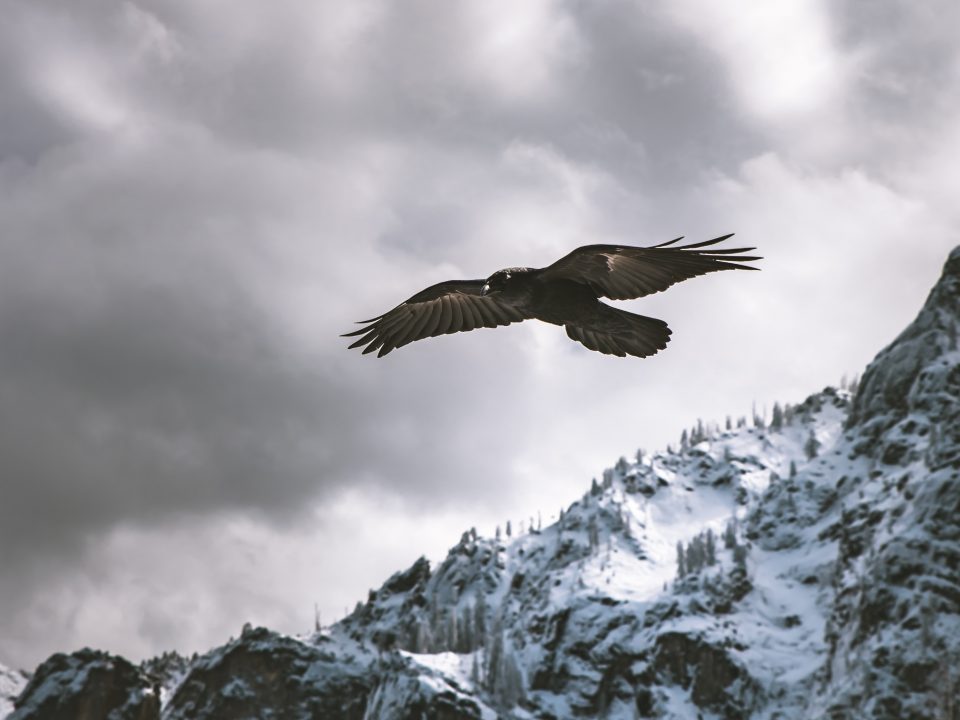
[{"left": 343, "top": 234, "right": 760, "bottom": 358}]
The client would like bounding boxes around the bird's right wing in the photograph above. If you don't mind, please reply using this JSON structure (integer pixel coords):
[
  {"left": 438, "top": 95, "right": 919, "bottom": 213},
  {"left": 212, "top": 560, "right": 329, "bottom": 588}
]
[{"left": 342, "top": 280, "right": 530, "bottom": 357}]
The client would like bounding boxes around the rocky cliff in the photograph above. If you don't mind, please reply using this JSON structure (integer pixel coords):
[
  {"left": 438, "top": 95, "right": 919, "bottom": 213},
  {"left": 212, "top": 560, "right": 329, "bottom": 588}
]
[{"left": 6, "top": 247, "right": 959, "bottom": 719}]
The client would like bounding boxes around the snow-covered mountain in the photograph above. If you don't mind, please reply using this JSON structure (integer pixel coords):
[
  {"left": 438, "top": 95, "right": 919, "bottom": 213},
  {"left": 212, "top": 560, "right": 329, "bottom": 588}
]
[
  {"left": 0, "top": 665, "right": 27, "bottom": 719},
  {"left": 5, "top": 246, "right": 959, "bottom": 720}
]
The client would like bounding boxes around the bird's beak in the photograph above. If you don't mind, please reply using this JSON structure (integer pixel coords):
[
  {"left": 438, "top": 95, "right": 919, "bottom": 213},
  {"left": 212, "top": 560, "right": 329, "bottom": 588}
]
[{"left": 481, "top": 283, "right": 490, "bottom": 296}]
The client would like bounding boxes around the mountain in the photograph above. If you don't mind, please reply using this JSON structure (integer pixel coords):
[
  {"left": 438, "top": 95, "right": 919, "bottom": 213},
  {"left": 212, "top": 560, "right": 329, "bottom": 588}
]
[{"left": 5, "top": 247, "right": 959, "bottom": 720}]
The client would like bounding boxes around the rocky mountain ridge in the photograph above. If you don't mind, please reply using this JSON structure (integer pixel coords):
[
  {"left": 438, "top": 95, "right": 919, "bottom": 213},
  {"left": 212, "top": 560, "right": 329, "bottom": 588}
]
[{"left": 4, "top": 246, "right": 959, "bottom": 719}]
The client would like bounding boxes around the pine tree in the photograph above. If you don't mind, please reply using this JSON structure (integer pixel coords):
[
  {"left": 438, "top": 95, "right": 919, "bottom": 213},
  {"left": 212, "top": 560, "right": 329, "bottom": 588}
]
[
  {"left": 723, "top": 517, "right": 737, "bottom": 550},
  {"left": 730, "top": 542, "right": 752, "bottom": 600},
  {"left": 725, "top": 415, "right": 733, "bottom": 431},
  {"left": 753, "top": 401, "right": 765, "bottom": 429},
  {"left": 705, "top": 528, "right": 717, "bottom": 565},
  {"left": 805, "top": 430, "right": 820, "bottom": 459},
  {"left": 771, "top": 402, "right": 784, "bottom": 431},
  {"left": 789, "top": 460, "right": 797, "bottom": 478},
  {"left": 506, "top": 520, "right": 512, "bottom": 538},
  {"left": 486, "top": 628, "right": 524, "bottom": 707},
  {"left": 680, "top": 428, "right": 689, "bottom": 451},
  {"left": 676, "top": 540, "right": 687, "bottom": 578},
  {"left": 588, "top": 516, "right": 600, "bottom": 551},
  {"left": 471, "top": 650, "right": 482, "bottom": 686},
  {"left": 446, "top": 609, "right": 458, "bottom": 651},
  {"left": 686, "top": 535, "right": 705, "bottom": 574},
  {"left": 473, "top": 593, "right": 487, "bottom": 642}
]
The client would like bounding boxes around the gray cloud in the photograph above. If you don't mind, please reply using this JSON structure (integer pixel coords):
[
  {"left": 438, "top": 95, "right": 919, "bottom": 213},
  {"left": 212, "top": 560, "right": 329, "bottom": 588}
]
[{"left": 1, "top": 0, "right": 958, "bottom": 668}]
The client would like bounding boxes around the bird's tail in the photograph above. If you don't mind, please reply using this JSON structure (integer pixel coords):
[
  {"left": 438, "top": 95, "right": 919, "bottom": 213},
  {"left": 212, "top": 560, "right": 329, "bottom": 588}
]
[{"left": 565, "top": 304, "right": 671, "bottom": 358}]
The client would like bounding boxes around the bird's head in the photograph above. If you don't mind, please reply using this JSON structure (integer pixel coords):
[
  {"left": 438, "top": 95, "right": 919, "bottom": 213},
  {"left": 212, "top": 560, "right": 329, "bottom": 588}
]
[{"left": 481, "top": 268, "right": 525, "bottom": 296}]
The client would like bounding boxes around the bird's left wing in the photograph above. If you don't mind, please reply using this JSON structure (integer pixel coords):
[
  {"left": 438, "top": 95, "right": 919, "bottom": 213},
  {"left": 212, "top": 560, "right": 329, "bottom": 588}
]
[
  {"left": 539, "top": 234, "right": 761, "bottom": 300},
  {"left": 342, "top": 279, "right": 530, "bottom": 357}
]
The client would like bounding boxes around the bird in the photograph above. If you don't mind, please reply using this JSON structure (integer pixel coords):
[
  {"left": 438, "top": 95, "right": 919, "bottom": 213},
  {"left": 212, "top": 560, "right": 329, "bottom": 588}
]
[{"left": 343, "top": 234, "right": 760, "bottom": 358}]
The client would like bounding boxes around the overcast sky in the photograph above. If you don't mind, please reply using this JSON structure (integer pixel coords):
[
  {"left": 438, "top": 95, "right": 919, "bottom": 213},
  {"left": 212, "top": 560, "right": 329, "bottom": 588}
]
[{"left": 1, "top": 0, "right": 958, "bottom": 670}]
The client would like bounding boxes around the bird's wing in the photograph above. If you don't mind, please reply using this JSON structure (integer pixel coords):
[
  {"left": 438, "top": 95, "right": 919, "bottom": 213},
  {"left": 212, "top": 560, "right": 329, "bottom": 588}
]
[
  {"left": 539, "top": 234, "right": 761, "bottom": 300},
  {"left": 342, "top": 279, "right": 530, "bottom": 357}
]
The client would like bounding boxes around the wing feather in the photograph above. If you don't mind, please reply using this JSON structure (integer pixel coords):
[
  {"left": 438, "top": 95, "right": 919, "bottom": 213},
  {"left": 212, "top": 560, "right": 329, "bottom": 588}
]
[
  {"left": 459, "top": 296, "right": 479, "bottom": 331},
  {"left": 343, "top": 279, "right": 530, "bottom": 356},
  {"left": 541, "top": 233, "right": 760, "bottom": 300}
]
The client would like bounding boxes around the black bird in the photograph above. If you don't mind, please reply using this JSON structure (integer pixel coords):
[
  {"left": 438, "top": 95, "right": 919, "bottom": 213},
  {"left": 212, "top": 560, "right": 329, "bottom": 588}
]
[{"left": 343, "top": 234, "right": 760, "bottom": 358}]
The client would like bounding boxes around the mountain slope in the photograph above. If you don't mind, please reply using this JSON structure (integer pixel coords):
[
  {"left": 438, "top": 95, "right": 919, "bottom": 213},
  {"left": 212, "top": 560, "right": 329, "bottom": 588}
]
[
  {"left": 6, "top": 246, "right": 959, "bottom": 719},
  {"left": 0, "top": 665, "right": 27, "bottom": 719}
]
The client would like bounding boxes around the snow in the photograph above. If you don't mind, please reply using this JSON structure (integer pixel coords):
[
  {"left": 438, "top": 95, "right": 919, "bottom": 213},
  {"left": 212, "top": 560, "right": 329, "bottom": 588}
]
[
  {"left": 389, "top": 650, "right": 498, "bottom": 719},
  {"left": 399, "top": 650, "right": 477, "bottom": 693},
  {"left": 0, "top": 663, "right": 27, "bottom": 720}
]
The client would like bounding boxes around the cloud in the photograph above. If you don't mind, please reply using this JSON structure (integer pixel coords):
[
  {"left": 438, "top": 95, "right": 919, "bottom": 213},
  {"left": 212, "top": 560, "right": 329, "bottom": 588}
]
[
  {"left": 1, "top": 0, "right": 958, "bottom": 669},
  {"left": 665, "top": 0, "right": 850, "bottom": 124}
]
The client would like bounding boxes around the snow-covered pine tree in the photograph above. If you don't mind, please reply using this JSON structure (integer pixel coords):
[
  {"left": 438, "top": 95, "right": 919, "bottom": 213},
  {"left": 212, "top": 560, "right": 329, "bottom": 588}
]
[
  {"left": 588, "top": 516, "right": 600, "bottom": 551},
  {"left": 731, "top": 543, "right": 751, "bottom": 599},
  {"left": 473, "top": 593, "right": 487, "bottom": 644},
  {"left": 723, "top": 517, "right": 737, "bottom": 550},
  {"left": 705, "top": 528, "right": 717, "bottom": 565},
  {"left": 771, "top": 402, "right": 784, "bottom": 431}
]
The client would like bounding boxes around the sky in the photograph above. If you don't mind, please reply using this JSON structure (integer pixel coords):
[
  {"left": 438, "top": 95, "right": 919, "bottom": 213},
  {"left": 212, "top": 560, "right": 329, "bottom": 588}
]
[{"left": 1, "top": 0, "right": 958, "bottom": 670}]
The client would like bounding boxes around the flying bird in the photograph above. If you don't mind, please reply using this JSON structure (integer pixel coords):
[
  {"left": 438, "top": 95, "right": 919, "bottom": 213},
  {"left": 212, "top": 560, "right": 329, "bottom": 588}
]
[{"left": 343, "top": 234, "right": 760, "bottom": 358}]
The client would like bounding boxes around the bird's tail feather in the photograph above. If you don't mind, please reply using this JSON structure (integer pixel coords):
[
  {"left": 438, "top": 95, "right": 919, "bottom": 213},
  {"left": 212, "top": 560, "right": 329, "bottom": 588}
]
[{"left": 565, "top": 305, "right": 671, "bottom": 358}]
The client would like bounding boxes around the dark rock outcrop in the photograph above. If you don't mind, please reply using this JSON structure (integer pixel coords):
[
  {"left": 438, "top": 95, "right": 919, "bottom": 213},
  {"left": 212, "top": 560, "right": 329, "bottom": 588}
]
[
  {"left": 163, "top": 626, "right": 372, "bottom": 720},
  {"left": 10, "top": 648, "right": 159, "bottom": 720}
]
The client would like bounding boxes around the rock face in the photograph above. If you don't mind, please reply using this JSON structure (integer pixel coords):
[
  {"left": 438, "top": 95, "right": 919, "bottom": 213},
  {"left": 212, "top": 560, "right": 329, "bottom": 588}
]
[
  {"left": 162, "top": 626, "right": 372, "bottom": 720},
  {"left": 9, "top": 246, "right": 960, "bottom": 719},
  {"left": 8, "top": 649, "right": 159, "bottom": 720},
  {"left": 810, "top": 246, "right": 960, "bottom": 720}
]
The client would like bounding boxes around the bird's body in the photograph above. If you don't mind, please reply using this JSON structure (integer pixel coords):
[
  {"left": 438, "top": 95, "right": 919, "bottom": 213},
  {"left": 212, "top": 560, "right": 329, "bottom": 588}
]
[{"left": 344, "top": 234, "right": 760, "bottom": 358}]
